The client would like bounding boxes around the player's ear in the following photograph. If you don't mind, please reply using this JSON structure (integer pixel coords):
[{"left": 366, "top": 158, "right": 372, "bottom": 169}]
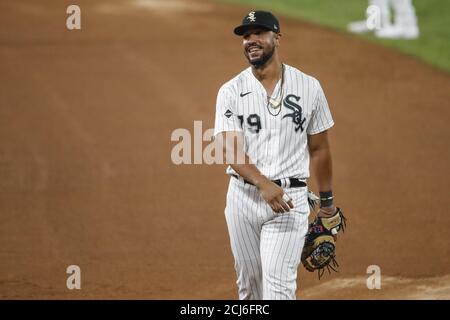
[{"left": 275, "top": 33, "right": 282, "bottom": 46}]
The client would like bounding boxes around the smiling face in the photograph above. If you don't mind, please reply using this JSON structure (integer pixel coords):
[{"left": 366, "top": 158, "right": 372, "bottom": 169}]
[{"left": 242, "top": 26, "right": 280, "bottom": 68}]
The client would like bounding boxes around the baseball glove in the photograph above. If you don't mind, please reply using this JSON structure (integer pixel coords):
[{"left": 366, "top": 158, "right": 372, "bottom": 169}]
[{"left": 301, "top": 207, "right": 346, "bottom": 279}]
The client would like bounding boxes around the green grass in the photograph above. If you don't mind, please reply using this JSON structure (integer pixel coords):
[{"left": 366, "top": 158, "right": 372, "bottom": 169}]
[{"left": 220, "top": 0, "right": 450, "bottom": 73}]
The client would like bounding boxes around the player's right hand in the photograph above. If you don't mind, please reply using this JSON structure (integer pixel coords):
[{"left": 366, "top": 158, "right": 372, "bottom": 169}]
[{"left": 256, "top": 179, "right": 294, "bottom": 213}]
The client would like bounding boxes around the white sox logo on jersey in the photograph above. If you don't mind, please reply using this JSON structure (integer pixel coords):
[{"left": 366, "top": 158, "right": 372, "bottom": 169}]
[
  {"left": 283, "top": 94, "right": 306, "bottom": 133},
  {"left": 232, "top": 94, "right": 307, "bottom": 134}
]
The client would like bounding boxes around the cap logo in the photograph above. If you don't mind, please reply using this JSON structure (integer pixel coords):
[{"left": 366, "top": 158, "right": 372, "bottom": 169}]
[{"left": 247, "top": 11, "right": 256, "bottom": 22}]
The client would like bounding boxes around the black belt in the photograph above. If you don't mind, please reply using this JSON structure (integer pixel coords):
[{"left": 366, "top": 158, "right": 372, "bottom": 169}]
[{"left": 231, "top": 174, "right": 306, "bottom": 188}]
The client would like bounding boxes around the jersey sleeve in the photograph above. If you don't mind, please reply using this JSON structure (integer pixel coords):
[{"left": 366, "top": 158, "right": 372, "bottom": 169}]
[
  {"left": 306, "top": 80, "right": 335, "bottom": 135},
  {"left": 213, "top": 84, "right": 243, "bottom": 136}
]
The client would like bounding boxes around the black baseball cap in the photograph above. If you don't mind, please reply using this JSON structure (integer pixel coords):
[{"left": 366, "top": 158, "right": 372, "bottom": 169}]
[{"left": 234, "top": 10, "right": 280, "bottom": 36}]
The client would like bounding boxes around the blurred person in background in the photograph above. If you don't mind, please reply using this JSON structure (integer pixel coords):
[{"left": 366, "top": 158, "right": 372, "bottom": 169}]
[{"left": 347, "top": 0, "right": 419, "bottom": 39}]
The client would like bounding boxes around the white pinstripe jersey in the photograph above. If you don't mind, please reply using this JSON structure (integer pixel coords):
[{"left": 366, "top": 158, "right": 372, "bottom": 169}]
[{"left": 214, "top": 64, "right": 334, "bottom": 180}]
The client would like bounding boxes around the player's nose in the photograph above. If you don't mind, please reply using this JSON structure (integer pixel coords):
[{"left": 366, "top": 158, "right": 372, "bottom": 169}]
[
  {"left": 244, "top": 38, "right": 260, "bottom": 49},
  {"left": 244, "top": 33, "right": 259, "bottom": 42},
  {"left": 243, "top": 32, "right": 261, "bottom": 42}
]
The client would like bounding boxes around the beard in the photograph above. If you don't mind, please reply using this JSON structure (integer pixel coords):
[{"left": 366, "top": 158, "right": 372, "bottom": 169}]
[{"left": 245, "top": 44, "right": 275, "bottom": 68}]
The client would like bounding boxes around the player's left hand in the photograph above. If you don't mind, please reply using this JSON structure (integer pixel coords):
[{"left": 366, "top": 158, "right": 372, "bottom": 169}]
[
  {"left": 317, "top": 205, "right": 337, "bottom": 218},
  {"left": 317, "top": 205, "right": 340, "bottom": 240}
]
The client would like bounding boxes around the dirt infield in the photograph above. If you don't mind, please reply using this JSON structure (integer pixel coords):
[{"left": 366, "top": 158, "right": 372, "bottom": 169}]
[{"left": 0, "top": 0, "right": 449, "bottom": 299}]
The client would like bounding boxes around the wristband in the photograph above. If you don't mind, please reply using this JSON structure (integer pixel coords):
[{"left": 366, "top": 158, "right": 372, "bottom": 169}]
[{"left": 319, "top": 191, "right": 334, "bottom": 207}]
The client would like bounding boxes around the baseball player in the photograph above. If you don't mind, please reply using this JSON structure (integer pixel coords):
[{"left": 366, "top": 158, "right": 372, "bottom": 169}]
[
  {"left": 347, "top": 0, "right": 419, "bottom": 39},
  {"left": 214, "top": 11, "right": 340, "bottom": 300}
]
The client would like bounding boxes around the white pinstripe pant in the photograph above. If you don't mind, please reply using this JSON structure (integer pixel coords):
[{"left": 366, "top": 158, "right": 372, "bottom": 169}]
[{"left": 225, "top": 177, "right": 310, "bottom": 300}]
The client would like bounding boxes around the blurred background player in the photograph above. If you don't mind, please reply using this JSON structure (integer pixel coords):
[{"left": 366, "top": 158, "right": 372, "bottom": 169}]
[{"left": 347, "top": 0, "right": 419, "bottom": 39}]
